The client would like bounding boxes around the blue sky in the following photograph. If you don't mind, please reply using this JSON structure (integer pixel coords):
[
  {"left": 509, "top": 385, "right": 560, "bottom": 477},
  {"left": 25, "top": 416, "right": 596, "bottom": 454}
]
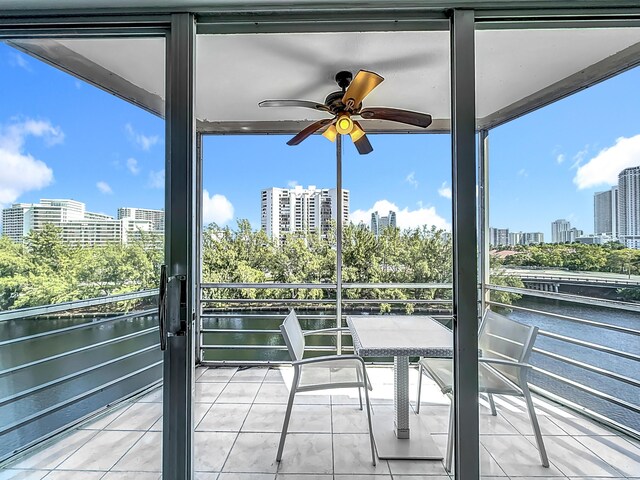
[{"left": 1, "top": 41, "right": 639, "bottom": 241}]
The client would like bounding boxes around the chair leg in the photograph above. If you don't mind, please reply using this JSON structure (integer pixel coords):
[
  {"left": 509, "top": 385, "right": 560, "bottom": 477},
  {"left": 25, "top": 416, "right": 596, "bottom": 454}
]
[
  {"left": 488, "top": 393, "right": 497, "bottom": 416},
  {"left": 416, "top": 362, "right": 423, "bottom": 414},
  {"left": 445, "top": 396, "right": 454, "bottom": 473},
  {"left": 362, "top": 366, "right": 377, "bottom": 466},
  {"left": 522, "top": 386, "right": 549, "bottom": 467},
  {"left": 276, "top": 369, "right": 299, "bottom": 462},
  {"left": 356, "top": 368, "right": 363, "bottom": 410}
]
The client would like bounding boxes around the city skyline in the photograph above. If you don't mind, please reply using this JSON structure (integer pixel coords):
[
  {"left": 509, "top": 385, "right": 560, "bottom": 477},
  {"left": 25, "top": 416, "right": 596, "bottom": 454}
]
[{"left": 1, "top": 42, "right": 640, "bottom": 243}]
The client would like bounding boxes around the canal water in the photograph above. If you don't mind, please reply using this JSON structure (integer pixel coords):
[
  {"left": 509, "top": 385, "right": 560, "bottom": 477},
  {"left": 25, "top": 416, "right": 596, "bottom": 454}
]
[{"left": 1, "top": 297, "right": 638, "bottom": 460}]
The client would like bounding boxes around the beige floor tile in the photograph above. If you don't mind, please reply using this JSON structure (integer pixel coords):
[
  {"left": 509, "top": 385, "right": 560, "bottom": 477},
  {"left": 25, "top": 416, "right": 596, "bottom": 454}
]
[
  {"left": 219, "top": 474, "right": 274, "bottom": 480},
  {"left": 44, "top": 471, "right": 105, "bottom": 479},
  {"left": 0, "top": 470, "right": 49, "bottom": 480},
  {"left": 331, "top": 404, "right": 372, "bottom": 433},
  {"left": 264, "top": 368, "right": 288, "bottom": 383},
  {"left": 199, "top": 367, "right": 237, "bottom": 383},
  {"left": 393, "top": 477, "right": 449, "bottom": 480},
  {"left": 230, "top": 367, "right": 268, "bottom": 383},
  {"left": 111, "top": 431, "right": 162, "bottom": 472},
  {"left": 216, "top": 382, "right": 261, "bottom": 404},
  {"left": 195, "top": 382, "right": 226, "bottom": 403},
  {"left": 194, "top": 473, "right": 219, "bottom": 480},
  {"left": 194, "top": 431, "right": 237, "bottom": 472},
  {"left": 222, "top": 432, "right": 280, "bottom": 473},
  {"left": 539, "top": 434, "right": 626, "bottom": 477},
  {"left": 574, "top": 434, "right": 640, "bottom": 477},
  {"left": 81, "top": 404, "right": 132, "bottom": 430},
  {"left": 105, "top": 402, "right": 162, "bottom": 431},
  {"left": 480, "top": 434, "right": 563, "bottom": 477},
  {"left": 333, "top": 434, "right": 389, "bottom": 475},
  {"left": 334, "top": 476, "right": 393, "bottom": 480},
  {"left": 387, "top": 458, "right": 449, "bottom": 476},
  {"left": 56, "top": 430, "right": 144, "bottom": 471},
  {"left": 102, "top": 473, "right": 161, "bottom": 479},
  {"left": 137, "top": 388, "right": 163, "bottom": 403},
  {"left": 10, "top": 430, "right": 97, "bottom": 470},
  {"left": 277, "top": 475, "right": 331, "bottom": 479},
  {"left": 197, "top": 403, "right": 251, "bottom": 431},
  {"left": 274, "top": 433, "right": 333, "bottom": 475},
  {"left": 497, "top": 405, "right": 568, "bottom": 436},
  {"left": 242, "top": 404, "right": 287, "bottom": 432}
]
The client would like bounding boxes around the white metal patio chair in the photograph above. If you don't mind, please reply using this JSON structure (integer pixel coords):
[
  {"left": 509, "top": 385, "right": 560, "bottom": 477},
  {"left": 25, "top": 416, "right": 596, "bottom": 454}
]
[
  {"left": 416, "top": 309, "right": 549, "bottom": 472},
  {"left": 277, "top": 309, "right": 376, "bottom": 465}
]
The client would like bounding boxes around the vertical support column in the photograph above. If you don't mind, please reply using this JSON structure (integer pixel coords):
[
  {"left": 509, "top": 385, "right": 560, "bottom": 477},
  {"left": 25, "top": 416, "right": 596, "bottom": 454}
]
[
  {"left": 394, "top": 356, "right": 410, "bottom": 439},
  {"left": 195, "top": 132, "right": 203, "bottom": 365},
  {"left": 450, "top": 9, "right": 480, "bottom": 480},
  {"left": 336, "top": 134, "right": 343, "bottom": 355},
  {"left": 479, "top": 130, "right": 490, "bottom": 313},
  {"left": 163, "top": 12, "right": 195, "bottom": 480}
]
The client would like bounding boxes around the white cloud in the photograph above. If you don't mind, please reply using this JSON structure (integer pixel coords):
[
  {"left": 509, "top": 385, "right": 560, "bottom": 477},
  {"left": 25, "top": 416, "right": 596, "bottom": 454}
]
[
  {"left": 0, "top": 118, "right": 62, "bottom": 208},
  {"left": 96, "top": 181, "right": 113, "bottom": 194},
  {"left": 125, "top": 123, "right": 160, "bottom": 151},
  {"left": 203, "top": 190, "right": 234, "bottom": 225},
  {"left": 9, "top": 52, "right": 31, "bottom": 71},
  {"left": 517, "top": 168, "right": 528, "bottom": 177},
  {"left": 126, "top": 157, "right": 140, "bottom": 175},
  {"left": 287, "top": 180, "right": 299, "bottom": 188},
  {"left": 74, "top": 80, "right": 83, "bottom": 89},
  {"left": 571, "top": 145, "right": 590, "bottom": 169},
  {"left": 405, "top": 171, "right": 418, "bottom": 188},
  {"left": 574, "top": 134, "right": 640, "bottom": 189},
  {"left": 438, "top": 182, "right": 452, "bottom": 199},
  {"left": 351, "top": 199, "right": 449, "bottom": 231},
  {"left": 148, "top": 169, "right": 165, "bottom": 189},
  {"left": 556, "top": 153, "right": 566, "bottom": 164}
]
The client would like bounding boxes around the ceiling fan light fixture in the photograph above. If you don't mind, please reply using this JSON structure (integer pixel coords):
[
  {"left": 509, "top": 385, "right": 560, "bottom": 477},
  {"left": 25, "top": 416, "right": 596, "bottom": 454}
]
[
  {"left": 349, "top": 123, "right": 365, "bottom": 142},
  {"left": 336, "top": 114, "right": 354, "bottom": 135},
  {"left": 322, "top": 124, "right": 338, "bottom": 142}
]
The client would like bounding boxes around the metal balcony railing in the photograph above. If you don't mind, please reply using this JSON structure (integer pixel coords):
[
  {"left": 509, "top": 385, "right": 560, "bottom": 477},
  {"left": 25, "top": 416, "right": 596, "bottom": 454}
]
[{"left": 0, "top": 290, "right": 161, "bottom": 463}]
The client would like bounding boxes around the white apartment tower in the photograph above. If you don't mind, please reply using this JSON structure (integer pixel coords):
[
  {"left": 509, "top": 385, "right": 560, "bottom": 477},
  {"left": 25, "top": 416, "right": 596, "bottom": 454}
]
[
  {"left": 618, "top": 166, "right": 640, "bottom": 249},
  {"left": 261, "top": 185, "right": 349, "bottom": 240},
  {"left": 551, "top": 219, "right": 583, "bottom": 243},
  {"left": 371, "top": 210, "right": 397, "bottom": 237},
  {"left": 594, "top": 187, "right": 618, "bottom": 238},
  {"left": 118, "top": 207, "right": 165, "bottom": 231}
]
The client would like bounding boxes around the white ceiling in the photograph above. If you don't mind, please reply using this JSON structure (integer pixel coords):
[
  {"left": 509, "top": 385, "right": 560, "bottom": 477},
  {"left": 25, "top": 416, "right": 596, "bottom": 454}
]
[{"left": 8, "top": 27, "right": 640, "bottom": 133}]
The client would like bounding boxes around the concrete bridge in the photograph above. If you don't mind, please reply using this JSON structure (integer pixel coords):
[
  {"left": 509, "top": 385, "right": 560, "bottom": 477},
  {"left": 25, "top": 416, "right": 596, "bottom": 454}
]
[{"left": 499, "top": 268, "right": 640, "bottom": 296}]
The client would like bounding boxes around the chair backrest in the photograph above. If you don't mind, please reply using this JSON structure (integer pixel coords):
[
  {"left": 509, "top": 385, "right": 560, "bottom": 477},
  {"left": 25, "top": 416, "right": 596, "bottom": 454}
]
[
  {"left": 280, "top": 309, "right": 305, "bottom": 361},
  {"left": 479, "top": 309, "right": 538, "bottom": 384}
]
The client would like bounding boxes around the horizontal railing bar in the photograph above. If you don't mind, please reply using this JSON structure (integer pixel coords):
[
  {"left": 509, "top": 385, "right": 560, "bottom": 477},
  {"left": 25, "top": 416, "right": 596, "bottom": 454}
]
[
  {"left": 487, "top": 284, "right": 640, "bottom": 312},
  {"left": 0, "top": 309, "right": 156, "bottom": 347},
  {"left": 201, "top": 328, "right": 349, "bottom": 335},
  {"left": 529, "top": 384, "right": 640, "bottom": 442},
  {"left": 343, "top": 283, "right": 452, "bottom": 289},
  {"left": 0, "top": 344, "right": 159, "bottom": 406},
  {"left": 0, "top": 290, "right": 158, "bottom": 322},
  {"left": 533, "top": 347, "right": 640, "bottom": 388},
  {"left": 487, "top": 300, "right": 640, "bottom": 336},
  {"left": 200, "top": 298, "right": 335, "bottom": 304},
  {"left": 201, "top": 345, "right": 336, "bottom": 351},
  {"left": 200, "top": 283, "right": 453, "bottom": 290},
  {"left": 0, "top": 360, "right": 163, "bottom": 436},
  {"left": 201, "top": 313, "right": 335, "bottom": 319},
  {"left": 0, "top": 326, "right": 158, "bottom": 377},
  {"left": 342, "top": 299, "right": 452, "bottom": 304},
  {"left": 201, "top": 283, "right": 336, "bottom": 289},
  {"left": 531, "top": 366, "right": 640, "bottom": 414},
  {"left": 538, "top": 330, "right": 640, "bottom": 362}
]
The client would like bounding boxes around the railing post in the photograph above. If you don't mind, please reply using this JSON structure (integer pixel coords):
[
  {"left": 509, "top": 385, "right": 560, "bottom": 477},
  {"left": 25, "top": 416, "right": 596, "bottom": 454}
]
[
  {"left": 336, "top": 134, "right": 343, "bottom": 355},
  {"left": 479, "top": 129, "right": 490, "bottom": 312},
  {"left": 451, "top": 8, "right": 480, "bottom": 480}
]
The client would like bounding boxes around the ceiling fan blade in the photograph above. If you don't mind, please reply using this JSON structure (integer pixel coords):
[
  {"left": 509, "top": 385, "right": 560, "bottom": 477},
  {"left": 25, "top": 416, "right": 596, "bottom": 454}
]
[
  {"left": 287, "top": 118, "right": 335, "bottom": 146},
  {"left": 360, "top": 107, "right": 432, "bottom": 128},
  {"left": 351, "top": 122, "right": 373, "bottom": 155},
  {"left": 342, "top": 70, "right": 384, "bottom": 109},
  {"left": 259, "top": 100, "right": 330, "bottom": 112}
]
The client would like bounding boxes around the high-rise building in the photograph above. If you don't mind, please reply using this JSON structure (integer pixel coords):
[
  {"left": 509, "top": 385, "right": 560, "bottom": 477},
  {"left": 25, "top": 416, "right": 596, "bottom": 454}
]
[
  {"left": 618, "top": 166, "right": 640, "bottom": 249},
  {"left": 502, "top": 230, "right": 544, "bottom": 246},
  {"left": 522, "top": 232, "right": 544, "bottom": 245},
  {"left": 371, "top": 210, "right": 397, "bottom": 237},
  {"left": 551, "top": 219, "right": 571, "bottom": 243},
  {"left": 118, "top": 207, "right": 165, "bottom": 231},
  {"left": 261, "top": 185, "right": 349, "bottom": 240},
  {"left": 594, "top": 187, "right": 618, "bottom": 238},
  {"left": 489, "top": 227, "right": 509, "bottom": 246},
  {"left": 1, "top": 199, "right": 161, "bottom": 246}
]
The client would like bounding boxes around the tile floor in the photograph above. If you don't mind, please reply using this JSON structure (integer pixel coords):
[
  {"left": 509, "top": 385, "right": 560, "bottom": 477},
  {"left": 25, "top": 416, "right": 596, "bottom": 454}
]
[{"left": 1, "top": 365, "right": 640, "bottom": 480}]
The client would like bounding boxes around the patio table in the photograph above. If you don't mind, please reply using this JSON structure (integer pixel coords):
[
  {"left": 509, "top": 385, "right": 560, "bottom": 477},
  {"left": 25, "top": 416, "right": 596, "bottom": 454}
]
[{"left": 346, "top": 315, "right": 453, "bottom": 460}]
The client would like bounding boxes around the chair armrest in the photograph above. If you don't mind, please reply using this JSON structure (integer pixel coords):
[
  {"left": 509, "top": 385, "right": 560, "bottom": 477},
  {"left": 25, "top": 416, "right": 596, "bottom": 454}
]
[
  {"left": 293, "top": 354, "right": 365, "bottom": 367},
  {"left": 303, "top": 327, "right": 349, "bottom": 336},
  {"left": 479, "top": 358, "right": 531, "bottom": 369}
]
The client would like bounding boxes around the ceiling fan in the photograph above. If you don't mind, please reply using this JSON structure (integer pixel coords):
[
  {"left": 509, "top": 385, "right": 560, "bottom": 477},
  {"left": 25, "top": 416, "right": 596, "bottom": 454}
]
[{"left": 258, "top": 70, "right": 433, "bottom": 155}]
